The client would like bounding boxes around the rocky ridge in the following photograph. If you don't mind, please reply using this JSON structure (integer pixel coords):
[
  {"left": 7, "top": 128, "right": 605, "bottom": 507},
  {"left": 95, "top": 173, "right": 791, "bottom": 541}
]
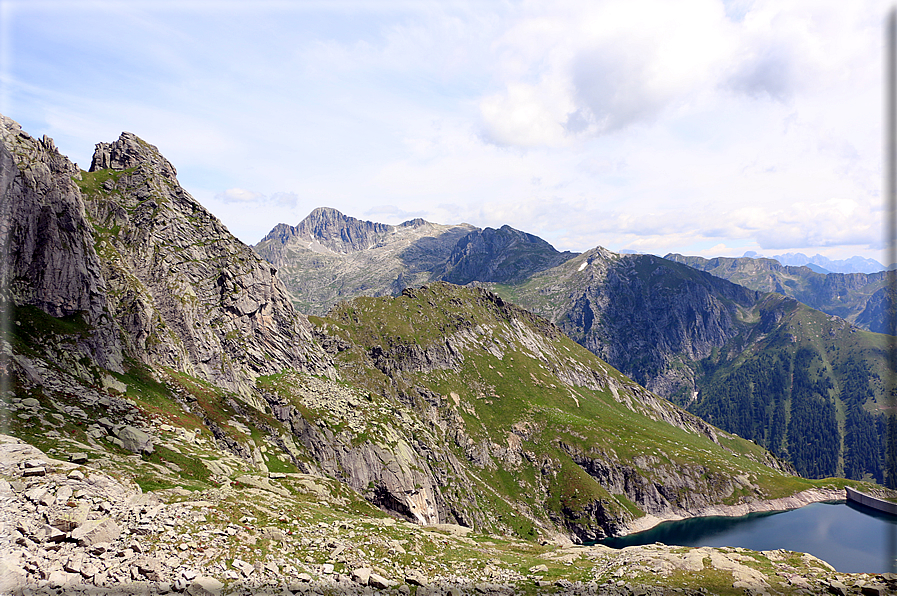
[
  {"left": 439, "top": 226, "right": 577, "bottom": 286},
  {"left": 81, "top": 128, "right": 333, "bottom": 395},
  {"left": 0, "top": 115, "right": 122, "bottom": 372},
  {"left": 254, "top": 208, "right": 476, "bottom": 315},
  {"left": 664, "top": 254, "right": 891, "bottom": 334},
  {"left": 312, "top": 283, "right": 825, "bottom": 542},
  {"left": 488, "top": 249, "right": 763, "bottom": 398}
]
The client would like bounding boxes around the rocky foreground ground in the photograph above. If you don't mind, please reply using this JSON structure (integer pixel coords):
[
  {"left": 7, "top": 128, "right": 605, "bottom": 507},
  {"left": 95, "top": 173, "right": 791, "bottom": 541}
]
[{"left": 1, "top": 436, "right": 894, "bottom": 596}]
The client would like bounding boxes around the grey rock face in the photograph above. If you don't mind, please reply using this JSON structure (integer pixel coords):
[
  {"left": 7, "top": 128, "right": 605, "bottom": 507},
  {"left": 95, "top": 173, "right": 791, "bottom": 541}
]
[
  {"left": 71, "top": 517, "right": 121, "bottom": 546},
  {"left": 91, "top": 132, "right": 178, "bottom": 179},
  {"left": 81, "top": 131, "right": 333, "bottom": 393},
  {"left": 501, "top": 249, "right": 760, "bottom": 398},
  {"left": 254, "top": 207, "right": 476, "bottom": 315},
  {"left": 1, "top": 114, "right": 333, "bottom": 395},
  {"left": 295, "top": 207, "right": 395, "bottom": 253},
  {"left": 0, "top": 115, "right": 123, "bottom": 371},
  {"left": 114, "top": 425, "right": 154, "bottom": 454},
  {"left": 264, "top": 374, "right": 456, "bottom": 526},
  {"left": 855, "top": 285, "right": 895, "bottom": 334}
]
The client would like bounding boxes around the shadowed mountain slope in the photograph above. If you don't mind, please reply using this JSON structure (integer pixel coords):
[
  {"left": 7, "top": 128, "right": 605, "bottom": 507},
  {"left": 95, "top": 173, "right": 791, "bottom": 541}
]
[
  {"left": 665, "top": 253, "right": 892, "bottom": 334},
  {"left": 489, "top": 249, "right": 892, "bottom": 482},
  {"left": 0, "top": 115, "right": 882, "bottom": 594}
]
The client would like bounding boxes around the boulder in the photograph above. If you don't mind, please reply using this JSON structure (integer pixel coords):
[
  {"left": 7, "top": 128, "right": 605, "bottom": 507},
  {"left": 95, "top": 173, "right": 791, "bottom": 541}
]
[
  {"left": 55, "top": 485, "right": 73, "bottom": 503},
  {"left": 369, "top": 573, "right": 393, "bottom": 589},
  {"left": 115, "top": 425, "right": 154, "bottom": 454},
  {"left": 352, "top": 568, "right": 372, "bottom": 585},
  {"left": 0, "top": 558, "right": 25, "bottom": 592},
  {"left": 63, "top": 553, "right": 84, "bottom": 575},
  {"left": 188, "top": 576, "right": 224, "bottom": 596},
  {"left": 137, "top": 557, "right": 163, "bottom": 582},
  {"left": 71, "top": 517, "right": 121, "bottom": 546},
  {"left": 405, "top": 570, "right": 427, "bottom": 586},
  {"left": 37, "top": 523, "right": 66, "bottom": 543},
  {"left": 827, "top": 581, "right": 848, "bottom": 596},
  {"left": 231, "top": 558, "right": 254, "bottom": 577}
]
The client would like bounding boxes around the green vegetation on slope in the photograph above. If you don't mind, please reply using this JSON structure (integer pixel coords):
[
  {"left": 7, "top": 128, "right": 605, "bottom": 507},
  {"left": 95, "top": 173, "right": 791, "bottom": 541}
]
[{"left": 314, "top": 282, "right": 843, "bottom": 540}]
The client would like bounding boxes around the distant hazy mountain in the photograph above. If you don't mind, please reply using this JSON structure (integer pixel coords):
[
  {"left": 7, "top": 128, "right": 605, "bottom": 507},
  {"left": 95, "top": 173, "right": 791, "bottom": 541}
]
[
  {"left": 665, "top": 254, "right": 892, "bottom": 334},
  {"left": 742, "top": 251, "right": 888, "bottom": 274},
  {"left": 254, "top": 210, "right": 576, "bottom": 315}
]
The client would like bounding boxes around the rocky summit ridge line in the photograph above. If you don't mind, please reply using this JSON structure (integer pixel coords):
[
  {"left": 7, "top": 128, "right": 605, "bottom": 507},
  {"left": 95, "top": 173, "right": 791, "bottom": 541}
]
[
  {"left": 254, "top": 208, "right": 476, "bottom": 315},
  {"left": 0, "top": 115, "right": 893, "bottom": 595},
  {"left": 257, "top": 207, "right": 893, "bottom": 484}
]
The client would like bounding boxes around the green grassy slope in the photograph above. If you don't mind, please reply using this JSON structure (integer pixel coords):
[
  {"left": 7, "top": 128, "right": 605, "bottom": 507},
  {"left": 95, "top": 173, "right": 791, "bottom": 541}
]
[{"left": 312, "top": 283, "right": 852, "bottom": 540}]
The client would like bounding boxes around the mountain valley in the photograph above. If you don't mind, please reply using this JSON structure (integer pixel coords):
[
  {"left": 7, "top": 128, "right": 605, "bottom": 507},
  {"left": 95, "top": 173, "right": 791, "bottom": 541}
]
[
  {"left": 255, "top": 208, "right": 893, "bottom": 484},
  {"left": 0, "top": 114, "right": 894, "bottom": 595}
]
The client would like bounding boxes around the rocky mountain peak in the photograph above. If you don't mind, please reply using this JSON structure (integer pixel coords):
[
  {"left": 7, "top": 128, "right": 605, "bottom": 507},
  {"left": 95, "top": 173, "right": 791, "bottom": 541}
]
[
  {"left": 74, "top": 129, "right": 334, "bottom": 393},
  {"left": 295, "top": 207, "right": 394, "bottom": 253},
  {"left": 90, "top": 132, "right": 177, "bottom": 180}
]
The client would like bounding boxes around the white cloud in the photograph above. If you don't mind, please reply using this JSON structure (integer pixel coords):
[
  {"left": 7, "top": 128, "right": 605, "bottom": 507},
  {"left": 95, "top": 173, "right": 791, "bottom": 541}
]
[
  {"left": 4, "top": 0, "right": 888, "bottom": 261},
  {"left": 479, "top": 0, "right": 736, "bottom": 146},
  {"left": 216, "top": 188, "right": 265, "bottom": 203}
]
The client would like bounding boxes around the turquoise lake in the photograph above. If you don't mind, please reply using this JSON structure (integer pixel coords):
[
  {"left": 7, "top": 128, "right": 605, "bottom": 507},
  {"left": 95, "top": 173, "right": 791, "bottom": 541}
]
[{"left": 599, "top": 501, "right": 897, "bottom": 574}]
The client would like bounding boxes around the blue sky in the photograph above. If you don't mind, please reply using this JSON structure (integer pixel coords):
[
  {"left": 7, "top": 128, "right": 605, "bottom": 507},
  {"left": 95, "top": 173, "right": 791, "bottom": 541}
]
[{"left": 1, "top": 0, "right": 888, "bottom": 261}]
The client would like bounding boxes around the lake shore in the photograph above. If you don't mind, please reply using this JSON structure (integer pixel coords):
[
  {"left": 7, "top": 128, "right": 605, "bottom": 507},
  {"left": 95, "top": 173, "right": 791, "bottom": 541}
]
[{"left": 616, "top": 487, "right": 846, "bottom": 537}]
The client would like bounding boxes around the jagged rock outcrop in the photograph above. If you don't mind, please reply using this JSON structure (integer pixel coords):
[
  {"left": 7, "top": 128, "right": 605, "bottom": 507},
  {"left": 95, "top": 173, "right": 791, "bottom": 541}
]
[
  {"left": 0, "top": 114, "right": 333, "bottom": 396},
  {"left": 270, "top": 394, "right": 447, "bottom": 524},
  {"left": 254, "top": 208, "right": 475, "bottom": 315},
  {"left": 80, "top": 131, "right": 333, "bottom": 394},
  {"left": 440, "top": 225, "right": 577, "bottom": 285},
  {"left": 0, "top": 115, "right": 123, "bottom": 371},
  {"left": 294, "top": 207, "right": 395, "bottom": 254},
  {"left": 260, "top": 208, "right": 436, "bottom": 261},
  {"left": 258, "top": 371, "right": 491, "bottom": 529}
]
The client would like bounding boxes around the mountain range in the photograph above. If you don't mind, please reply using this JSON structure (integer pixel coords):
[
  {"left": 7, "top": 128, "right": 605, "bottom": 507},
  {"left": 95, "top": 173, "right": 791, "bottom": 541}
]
[
  {"left": 0, "top": 114, "right": 892, "bottom": 593},
  {"left": 664, "top": 254, "right": 893, "bottom": 335},
  {"left": 743, "top": 251, "right": 889, "bottom": 275},
  {"left": 255, "top": 208, "right": 892, "bottom": 484}
]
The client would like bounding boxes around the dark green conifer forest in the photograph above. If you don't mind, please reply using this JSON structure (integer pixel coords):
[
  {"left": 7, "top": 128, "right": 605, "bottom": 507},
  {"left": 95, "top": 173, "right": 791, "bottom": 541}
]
[{"left": 692, "top": 347, "right": 886, "bottom": 482}]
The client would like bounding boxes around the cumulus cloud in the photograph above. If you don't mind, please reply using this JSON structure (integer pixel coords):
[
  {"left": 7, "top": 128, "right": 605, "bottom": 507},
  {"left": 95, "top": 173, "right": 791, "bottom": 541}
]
[
  {"left": 477, "top": 0, "right": 881, "bottom": 147},
  {"left": 9, "top": 0, "right": 885, "bottom": 261},
  {"left": 479, "top": 0, "right": 735, "bottom": 146}
]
